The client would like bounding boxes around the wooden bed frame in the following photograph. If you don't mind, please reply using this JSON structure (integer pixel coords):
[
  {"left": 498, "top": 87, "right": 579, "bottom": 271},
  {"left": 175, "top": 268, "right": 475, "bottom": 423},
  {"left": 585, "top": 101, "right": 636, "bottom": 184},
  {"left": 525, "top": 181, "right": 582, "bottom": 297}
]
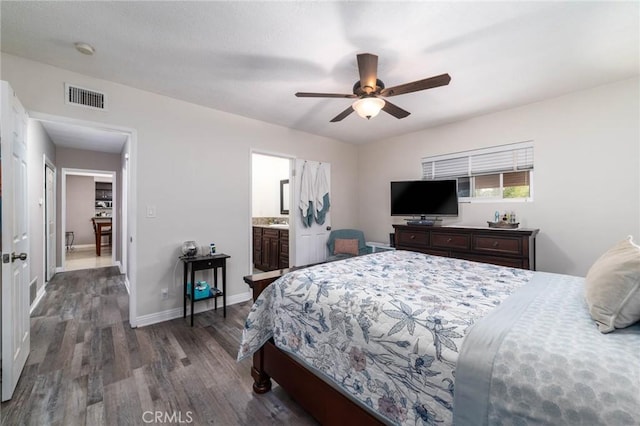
[{"left": 244, "top": 268, "right": 385, "bottom": 425}]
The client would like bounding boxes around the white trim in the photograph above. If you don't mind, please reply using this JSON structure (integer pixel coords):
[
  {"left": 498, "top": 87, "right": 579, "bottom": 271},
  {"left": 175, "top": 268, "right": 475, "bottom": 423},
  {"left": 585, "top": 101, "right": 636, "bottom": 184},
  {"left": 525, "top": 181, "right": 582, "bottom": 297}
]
[
  {"left": 61, "top": 167, "right": 117, "bottom": 269},
  {"left": 67, "top": 243, "right": 95, "bottom": 250},
  {"left": 42, "top": 155, "right": 56, "bottom": 284},
  {"left": 135, "top": 291, "right": 252, "bottom": 328},
  {"left": 123, "top": 274, "right": 130, "bottom": 295},
  {"left": 29, "top": 286, "right": 47, "bottom": 315},
  {"left": 55, "top": 266, "right": 64, "bottom": 273}
]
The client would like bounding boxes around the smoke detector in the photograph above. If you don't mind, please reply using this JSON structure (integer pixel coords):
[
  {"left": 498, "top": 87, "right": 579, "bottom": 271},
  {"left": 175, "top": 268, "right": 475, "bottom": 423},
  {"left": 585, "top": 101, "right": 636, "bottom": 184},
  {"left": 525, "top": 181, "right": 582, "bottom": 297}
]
[{"left": 74, "top": 42, "right": 95, "bottom": 55}]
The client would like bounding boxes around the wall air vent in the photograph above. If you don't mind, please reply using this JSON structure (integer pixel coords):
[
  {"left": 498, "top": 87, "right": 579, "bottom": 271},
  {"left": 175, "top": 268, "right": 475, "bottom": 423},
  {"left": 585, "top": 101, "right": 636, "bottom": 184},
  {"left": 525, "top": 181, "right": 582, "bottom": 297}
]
[{"left": 65, "top": 83, "right": 107, "bottom": 111}]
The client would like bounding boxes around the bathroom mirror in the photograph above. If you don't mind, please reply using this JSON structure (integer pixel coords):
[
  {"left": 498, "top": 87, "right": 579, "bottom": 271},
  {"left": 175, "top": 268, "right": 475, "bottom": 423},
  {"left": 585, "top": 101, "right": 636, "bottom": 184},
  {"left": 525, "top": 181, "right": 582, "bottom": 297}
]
[{"left": 280, "top": 179, "right": 290, "bottom": 215}]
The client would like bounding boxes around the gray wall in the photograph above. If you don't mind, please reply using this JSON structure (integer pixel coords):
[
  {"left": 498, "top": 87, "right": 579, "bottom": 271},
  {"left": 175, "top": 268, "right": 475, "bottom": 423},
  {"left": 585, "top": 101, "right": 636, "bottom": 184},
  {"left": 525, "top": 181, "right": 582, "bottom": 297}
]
[
  {"left": 65, "top": 175, "right": 95, "bottom": 245},
  {"left": 2, "top": 53, "right": 359, "bottom": 322}
]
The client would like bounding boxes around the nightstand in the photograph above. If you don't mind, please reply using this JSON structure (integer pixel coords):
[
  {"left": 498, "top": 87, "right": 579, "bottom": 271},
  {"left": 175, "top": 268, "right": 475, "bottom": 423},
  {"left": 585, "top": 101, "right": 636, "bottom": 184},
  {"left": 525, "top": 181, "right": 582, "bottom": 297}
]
[{"left": 180, "top": 253, "right": 230, "bottom": 326}]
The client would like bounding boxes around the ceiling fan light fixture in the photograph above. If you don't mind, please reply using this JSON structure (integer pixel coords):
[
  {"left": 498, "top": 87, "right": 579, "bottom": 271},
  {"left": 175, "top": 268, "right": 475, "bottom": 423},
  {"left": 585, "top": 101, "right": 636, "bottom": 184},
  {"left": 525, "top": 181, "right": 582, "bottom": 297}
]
[{"left": 352, "top": 97, "right": 385, "bottom": 120}]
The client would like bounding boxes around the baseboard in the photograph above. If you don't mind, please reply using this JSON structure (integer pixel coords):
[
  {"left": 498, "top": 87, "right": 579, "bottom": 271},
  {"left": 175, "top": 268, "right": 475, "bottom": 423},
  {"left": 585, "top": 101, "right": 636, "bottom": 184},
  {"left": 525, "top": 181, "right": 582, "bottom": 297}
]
[
  {"left": 30, "top": 285, "right": 46, "bottom": 314},
  {"left": 55, "top": 267, "right": 64, "bottom": 273},
  {"left": 135, "top": 290, "right": 252, "bottom": 327},
  {"left": 123, "top": 275, "right": 130, "bottom": 295},
  {"left": 115, "top": 261, "right": 123, "bottom": 273},
  {"left": 67, "top": 243, "right": 94, "bottom": 249}
]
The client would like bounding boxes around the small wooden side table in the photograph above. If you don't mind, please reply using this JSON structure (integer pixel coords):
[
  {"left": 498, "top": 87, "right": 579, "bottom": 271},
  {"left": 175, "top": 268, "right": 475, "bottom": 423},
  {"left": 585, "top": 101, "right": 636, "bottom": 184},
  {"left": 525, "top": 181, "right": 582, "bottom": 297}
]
[{"left": 180, "top": 253, "right": 230, "bottom": 326}]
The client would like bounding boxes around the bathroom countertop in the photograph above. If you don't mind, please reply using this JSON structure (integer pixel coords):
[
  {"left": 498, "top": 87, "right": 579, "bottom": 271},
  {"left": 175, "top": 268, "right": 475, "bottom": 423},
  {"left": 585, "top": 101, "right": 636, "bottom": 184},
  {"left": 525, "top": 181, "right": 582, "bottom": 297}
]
[{"left": 252, "top": 224, "right": 289, "bottom": 230}]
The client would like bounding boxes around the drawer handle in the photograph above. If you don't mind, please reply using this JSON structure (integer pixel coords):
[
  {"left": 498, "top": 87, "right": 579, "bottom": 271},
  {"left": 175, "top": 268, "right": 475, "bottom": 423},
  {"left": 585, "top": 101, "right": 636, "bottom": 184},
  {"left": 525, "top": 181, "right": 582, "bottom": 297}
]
[
  {"left": 447, "top": 238, "right": 452, "bottom": 243},
  {"left": 492, "top": 241, "right": 499, "bottom": 247},
  {"left": 410, "top": 235, "right": 415, "bottom": 239}
]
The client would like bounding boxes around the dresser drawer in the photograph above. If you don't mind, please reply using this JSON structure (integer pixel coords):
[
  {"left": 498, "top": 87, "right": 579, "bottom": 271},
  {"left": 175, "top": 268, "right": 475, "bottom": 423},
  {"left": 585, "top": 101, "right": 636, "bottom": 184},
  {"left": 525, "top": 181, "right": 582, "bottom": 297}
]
[
  {"left": 431, "top": 233, "right": 470, "bottom": 250},
  {"left": 396, "top": 229, "right": 429, "bottom": 247},
  {"left": 473, "top": 236, "right": 522, "bottom": 255},
  {"left": 457, "top": 253, "right": 525, "bottom": 269}
]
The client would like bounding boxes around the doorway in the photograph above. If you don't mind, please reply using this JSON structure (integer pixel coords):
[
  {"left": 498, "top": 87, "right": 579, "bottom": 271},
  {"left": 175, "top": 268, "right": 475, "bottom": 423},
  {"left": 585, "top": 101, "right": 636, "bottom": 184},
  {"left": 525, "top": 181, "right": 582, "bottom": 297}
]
[
  {"left": 62, "top": 169, "right": 116, "bottom": 271},
  {"left": 250, "top": 152, "right": 292, "bottom": 274},
  {"left": 44, "top": 161, "right": 56, "bottom": 281},
  {"left": 29, "top": 112, "right": 138, "bottom": 327}
]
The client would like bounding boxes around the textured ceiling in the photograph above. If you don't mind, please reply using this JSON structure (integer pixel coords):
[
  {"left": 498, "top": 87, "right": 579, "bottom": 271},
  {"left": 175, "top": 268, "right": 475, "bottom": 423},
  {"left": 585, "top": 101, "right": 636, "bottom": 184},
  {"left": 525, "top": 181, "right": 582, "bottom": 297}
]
[
  {"left": 38, "top": 120, "right": 128, "bottom": 154},
  {"left": 1, "top": 1, "right": 638, "bottom": 145}
]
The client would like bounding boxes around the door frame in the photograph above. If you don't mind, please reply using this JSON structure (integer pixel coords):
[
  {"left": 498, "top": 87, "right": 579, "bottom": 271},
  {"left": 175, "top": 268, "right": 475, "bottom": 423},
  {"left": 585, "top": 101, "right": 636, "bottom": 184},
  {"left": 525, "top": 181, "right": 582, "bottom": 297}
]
[
  {"left": 61, "top": 168, "right": 117, "bottom": 268},
  {"left": 43, "top": 156, "right": 56, "bottom": 283},
  {"left": 249, "top": 150, "right": 294, "bottom": 274}
]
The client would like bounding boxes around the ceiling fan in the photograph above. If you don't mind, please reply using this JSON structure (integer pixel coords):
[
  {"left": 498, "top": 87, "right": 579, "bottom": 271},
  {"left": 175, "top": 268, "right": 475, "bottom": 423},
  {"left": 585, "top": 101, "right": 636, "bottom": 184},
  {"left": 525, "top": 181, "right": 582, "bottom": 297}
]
[{"left": 295, "top": 53, "right": 451, "bottom": 122}]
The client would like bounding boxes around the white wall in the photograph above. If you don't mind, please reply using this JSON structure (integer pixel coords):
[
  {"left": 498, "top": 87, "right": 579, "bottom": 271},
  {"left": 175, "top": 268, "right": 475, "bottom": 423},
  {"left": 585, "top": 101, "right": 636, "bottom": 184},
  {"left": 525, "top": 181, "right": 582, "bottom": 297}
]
[
  {"left": 252, "top": 153, "right": 289, "bottom": 218},
  {"left": 357, "top": 77, "right": 640, "bottom": 276},
  {"left": 1, "top": 53, "right": 359, "bottom": 321},
  {"left": 26, "top": 119, "right": 56, "bottom": 296}
]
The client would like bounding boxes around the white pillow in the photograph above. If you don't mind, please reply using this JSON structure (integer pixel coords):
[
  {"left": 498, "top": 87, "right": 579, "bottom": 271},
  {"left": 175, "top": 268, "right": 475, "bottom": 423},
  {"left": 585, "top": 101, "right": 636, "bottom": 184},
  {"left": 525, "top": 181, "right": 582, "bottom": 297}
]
[{"left": 584, "top": 236, "right": 640, "bottom": 333}]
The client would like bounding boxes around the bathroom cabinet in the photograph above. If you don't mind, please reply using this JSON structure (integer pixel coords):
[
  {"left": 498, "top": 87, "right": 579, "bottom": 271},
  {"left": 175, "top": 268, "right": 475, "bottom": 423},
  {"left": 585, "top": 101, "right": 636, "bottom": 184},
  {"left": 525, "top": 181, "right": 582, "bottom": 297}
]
[{"left": 253, "top": 226, "right": 289, "bottom": 272}]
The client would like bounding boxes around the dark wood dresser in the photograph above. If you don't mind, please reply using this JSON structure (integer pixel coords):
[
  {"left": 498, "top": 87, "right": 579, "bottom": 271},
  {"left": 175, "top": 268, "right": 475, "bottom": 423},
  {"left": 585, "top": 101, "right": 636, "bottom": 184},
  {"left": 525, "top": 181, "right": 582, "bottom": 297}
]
[{"left": 393, "top": 225, "right": 539, "bottom": 270}]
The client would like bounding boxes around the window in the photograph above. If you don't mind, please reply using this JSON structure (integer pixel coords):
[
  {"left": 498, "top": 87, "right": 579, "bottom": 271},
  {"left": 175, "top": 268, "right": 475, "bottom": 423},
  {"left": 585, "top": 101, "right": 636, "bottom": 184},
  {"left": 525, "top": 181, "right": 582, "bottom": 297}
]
[{"left": 422, "top": 141, "right": 533, "bottom": 202}]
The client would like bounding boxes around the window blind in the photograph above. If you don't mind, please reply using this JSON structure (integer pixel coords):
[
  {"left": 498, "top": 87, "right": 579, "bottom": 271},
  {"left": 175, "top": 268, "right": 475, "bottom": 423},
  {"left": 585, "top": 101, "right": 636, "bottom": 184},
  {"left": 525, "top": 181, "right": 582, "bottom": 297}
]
[{"left": 422, "top": 141, "right": 533, "bottom": 180}]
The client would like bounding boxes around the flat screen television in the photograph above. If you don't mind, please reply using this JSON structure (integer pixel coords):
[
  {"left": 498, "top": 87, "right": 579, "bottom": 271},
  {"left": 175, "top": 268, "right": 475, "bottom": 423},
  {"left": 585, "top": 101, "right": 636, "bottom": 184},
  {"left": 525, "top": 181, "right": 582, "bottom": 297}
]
[{"left": 390, "top": 180, "right": 459, "bottom": 218}]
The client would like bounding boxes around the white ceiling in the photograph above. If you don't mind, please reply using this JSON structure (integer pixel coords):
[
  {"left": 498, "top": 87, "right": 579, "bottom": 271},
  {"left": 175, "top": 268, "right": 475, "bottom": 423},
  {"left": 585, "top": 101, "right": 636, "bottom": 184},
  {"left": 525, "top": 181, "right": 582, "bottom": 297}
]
[
  {"left": 1, "top": 1, "right": 638, "bottom": 145},
  {"left": 38, "top": 120, "right": 128, "bottom": 154}
]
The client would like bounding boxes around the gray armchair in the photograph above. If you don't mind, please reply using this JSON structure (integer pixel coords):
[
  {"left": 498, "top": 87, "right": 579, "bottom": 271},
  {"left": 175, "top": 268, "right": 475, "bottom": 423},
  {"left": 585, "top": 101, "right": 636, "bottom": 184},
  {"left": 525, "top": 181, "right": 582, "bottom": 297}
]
[{"left": 326, "top": 229, "right": 371, "bottom": 262}]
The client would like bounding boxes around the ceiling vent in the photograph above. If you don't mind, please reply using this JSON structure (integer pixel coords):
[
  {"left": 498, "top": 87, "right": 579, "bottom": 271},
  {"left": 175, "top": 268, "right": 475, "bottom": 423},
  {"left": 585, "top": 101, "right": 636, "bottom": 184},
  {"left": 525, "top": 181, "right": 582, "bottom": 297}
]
[{"left": 65, "top": 83, "right": 107, "bottom": 111}]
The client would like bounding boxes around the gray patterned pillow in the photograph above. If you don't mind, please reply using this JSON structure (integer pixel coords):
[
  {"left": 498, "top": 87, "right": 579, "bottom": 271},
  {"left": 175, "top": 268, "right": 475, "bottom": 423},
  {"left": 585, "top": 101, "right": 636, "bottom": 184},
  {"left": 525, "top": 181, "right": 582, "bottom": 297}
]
[{"left": 585, "top": 236, "right": 640, "bottom": 333}]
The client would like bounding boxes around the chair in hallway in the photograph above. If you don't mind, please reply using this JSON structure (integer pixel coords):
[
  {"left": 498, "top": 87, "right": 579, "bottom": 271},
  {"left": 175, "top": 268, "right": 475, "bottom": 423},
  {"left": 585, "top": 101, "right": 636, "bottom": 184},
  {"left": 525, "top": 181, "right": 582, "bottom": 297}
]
[{"left": 91, "top": 218, "right": 112, "bottom": 256}]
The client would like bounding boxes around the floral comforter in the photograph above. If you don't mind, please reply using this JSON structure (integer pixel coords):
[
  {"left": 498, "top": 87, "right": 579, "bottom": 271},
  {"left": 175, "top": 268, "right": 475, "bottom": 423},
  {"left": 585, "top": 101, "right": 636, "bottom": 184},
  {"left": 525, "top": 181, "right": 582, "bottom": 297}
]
[{"left": 237, "top": 250, "right": 533, "bottom": 425}]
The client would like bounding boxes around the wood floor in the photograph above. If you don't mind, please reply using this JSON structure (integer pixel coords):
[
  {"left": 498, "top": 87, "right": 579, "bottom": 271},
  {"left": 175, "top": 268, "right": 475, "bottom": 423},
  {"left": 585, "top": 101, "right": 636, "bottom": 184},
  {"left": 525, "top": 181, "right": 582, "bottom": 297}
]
[{"left": 1, "top": 267, "right": 317, "bottom": 426}]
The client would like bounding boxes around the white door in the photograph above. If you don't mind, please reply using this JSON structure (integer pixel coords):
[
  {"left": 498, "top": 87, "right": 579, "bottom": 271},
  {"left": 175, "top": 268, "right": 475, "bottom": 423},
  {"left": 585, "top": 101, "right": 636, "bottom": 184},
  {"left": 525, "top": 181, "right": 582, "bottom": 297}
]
[
  {"left": 45, "top": 164, "right": 55, "bottom": 280},
  {"left": 293, "top": 159, "right": 331, "bottom": 267},
  {"left": 1, "top": 81, "right": 31, "bottom": 401}
]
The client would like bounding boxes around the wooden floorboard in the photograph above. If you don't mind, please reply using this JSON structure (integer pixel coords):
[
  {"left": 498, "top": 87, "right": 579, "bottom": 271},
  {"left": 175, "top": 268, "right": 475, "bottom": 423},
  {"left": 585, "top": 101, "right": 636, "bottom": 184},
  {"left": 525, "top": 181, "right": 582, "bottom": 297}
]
[{"left": 1, "top": 266, "right": 317, "bottom": 425}]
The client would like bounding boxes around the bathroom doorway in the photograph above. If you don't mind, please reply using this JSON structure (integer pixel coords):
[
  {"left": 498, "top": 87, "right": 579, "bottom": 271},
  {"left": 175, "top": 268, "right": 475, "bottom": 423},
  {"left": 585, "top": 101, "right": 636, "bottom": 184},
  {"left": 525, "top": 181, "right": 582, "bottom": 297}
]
[{"left": 250, "top": 152, "right": 292, "bottom": 273}]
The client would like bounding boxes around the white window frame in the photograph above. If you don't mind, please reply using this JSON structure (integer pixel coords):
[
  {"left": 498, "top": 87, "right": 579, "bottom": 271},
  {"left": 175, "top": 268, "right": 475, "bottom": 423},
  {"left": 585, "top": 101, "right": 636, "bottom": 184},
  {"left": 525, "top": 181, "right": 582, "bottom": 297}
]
[{"left": 422, "top": 141, "right": 534, "bottom": 203}]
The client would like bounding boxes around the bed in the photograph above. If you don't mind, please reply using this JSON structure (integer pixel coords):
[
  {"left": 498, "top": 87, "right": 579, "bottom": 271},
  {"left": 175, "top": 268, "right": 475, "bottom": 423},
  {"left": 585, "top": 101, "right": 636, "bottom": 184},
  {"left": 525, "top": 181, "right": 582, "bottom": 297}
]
[{"left": 238, "top": 250, "right": 640, "bottom": 425}]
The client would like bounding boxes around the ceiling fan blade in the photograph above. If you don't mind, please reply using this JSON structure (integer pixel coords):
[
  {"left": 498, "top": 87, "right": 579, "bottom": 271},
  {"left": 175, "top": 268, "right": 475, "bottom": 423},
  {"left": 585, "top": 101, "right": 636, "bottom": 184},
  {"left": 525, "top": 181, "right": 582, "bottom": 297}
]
[
  {"left": 357, "top": 53, "right": 378, "bottom": 94},
  {"left": 382, "top": 100, "right": 411, "bottom": 119},
  {"left": 296, "top": 92, "right": 357, "bottom": 98},
  {"left": 330, "top": 106, "right": 355, "bottom": 122},
  {"left": 380, "top": 73, "right": 451, "bottom": 97}
]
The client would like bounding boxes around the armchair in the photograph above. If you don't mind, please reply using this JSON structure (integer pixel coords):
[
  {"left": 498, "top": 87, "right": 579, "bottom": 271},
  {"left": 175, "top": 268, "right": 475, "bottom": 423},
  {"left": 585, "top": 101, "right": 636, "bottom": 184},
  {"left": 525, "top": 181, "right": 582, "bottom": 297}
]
[{"left": 326, "top": 229, "right": 371, "bottom": 262}]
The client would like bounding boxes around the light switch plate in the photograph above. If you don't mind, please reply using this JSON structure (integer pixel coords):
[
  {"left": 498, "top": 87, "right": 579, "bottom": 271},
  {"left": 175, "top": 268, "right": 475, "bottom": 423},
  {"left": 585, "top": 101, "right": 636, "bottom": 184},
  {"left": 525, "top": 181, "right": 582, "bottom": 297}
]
[{"left": 146, "top": 205, "right": 156, "bottom": 218}]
